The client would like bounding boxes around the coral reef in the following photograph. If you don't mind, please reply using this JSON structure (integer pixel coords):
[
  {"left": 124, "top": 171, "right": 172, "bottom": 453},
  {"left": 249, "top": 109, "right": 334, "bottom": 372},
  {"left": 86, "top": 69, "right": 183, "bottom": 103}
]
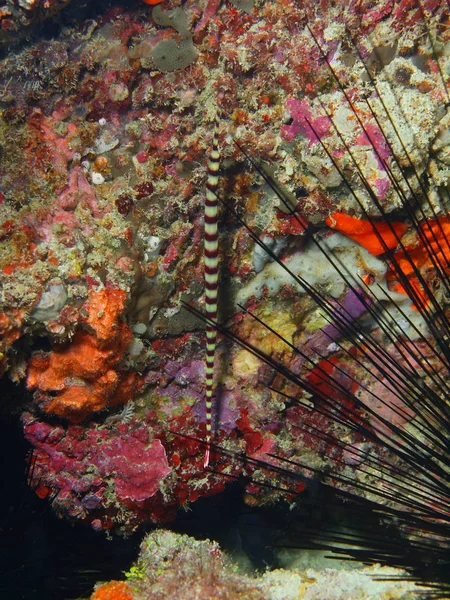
[
  {"left": 0, "top": 0, "right": 448, "bottom": 541},
  {"left": 90, "top": 530, "right": 430, "bottom": 599}
]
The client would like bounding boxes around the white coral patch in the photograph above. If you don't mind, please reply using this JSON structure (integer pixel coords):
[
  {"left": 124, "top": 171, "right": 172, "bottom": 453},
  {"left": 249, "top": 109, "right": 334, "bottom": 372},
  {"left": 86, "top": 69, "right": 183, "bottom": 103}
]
[{"left": 31, "top": 283, "right": 67, "bottom": 322}]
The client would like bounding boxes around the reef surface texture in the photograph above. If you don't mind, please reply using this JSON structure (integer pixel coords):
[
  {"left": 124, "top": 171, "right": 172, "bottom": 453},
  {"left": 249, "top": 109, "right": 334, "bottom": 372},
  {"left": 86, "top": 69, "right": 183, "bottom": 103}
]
[
  {"left": 89, "top": 529, "right": 430, "bottom": 600},
  {"left": 0, "top": 0, "right": 449, "bottom": 534}
]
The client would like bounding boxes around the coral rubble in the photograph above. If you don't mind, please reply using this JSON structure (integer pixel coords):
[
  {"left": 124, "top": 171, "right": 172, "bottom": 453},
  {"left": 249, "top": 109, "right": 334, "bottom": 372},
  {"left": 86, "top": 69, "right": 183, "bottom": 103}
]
[{"left": 0, "top": 0, "right": 449, "bottom": 541}]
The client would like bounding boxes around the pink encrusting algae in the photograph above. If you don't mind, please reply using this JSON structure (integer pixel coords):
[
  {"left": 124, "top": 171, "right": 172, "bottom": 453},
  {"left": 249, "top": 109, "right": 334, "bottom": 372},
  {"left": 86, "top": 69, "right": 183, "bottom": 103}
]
[{"left": 0, "top": 0, "right": 449, "bottom": 569}]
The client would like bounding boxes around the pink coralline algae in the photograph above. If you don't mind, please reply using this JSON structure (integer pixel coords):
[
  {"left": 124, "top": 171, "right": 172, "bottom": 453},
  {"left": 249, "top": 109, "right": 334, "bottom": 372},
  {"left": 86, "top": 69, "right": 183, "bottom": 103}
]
[
  {"left": 100, "top": 436, "right": 170, "bottom": 503},
  {"left": 281, "top": 94, "right": 404, "bottom": 209},
  {"left": 57, "top": 167, "right": 99, "bottom": 215},
  {"left": 281, "top": 99, "right": 332, "bottom": 144},
  {"left": 23, "top": 415, "right": 172, "bottom": 528},
  {"left": 0, "top": 0, "right": 448, "bottom": 534}
]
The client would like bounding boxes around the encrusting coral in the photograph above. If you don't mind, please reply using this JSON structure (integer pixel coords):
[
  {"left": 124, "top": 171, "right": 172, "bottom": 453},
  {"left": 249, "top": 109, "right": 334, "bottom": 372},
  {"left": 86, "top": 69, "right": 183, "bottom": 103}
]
[
  {"left": 325, "top": 212, "right": 408, "bottom": 256},
  {"left": 26, "top": 289, "right": 141, "bottom": 423},
  {"left": 91, "top": 580, "right": 134, "bottom": 600}
]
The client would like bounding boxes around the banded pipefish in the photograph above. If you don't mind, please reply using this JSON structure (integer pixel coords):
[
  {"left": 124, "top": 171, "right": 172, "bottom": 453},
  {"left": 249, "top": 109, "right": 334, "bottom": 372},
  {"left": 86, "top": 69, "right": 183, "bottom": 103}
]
[{"left": 203, "top": 118, "right": 220, "bottom": 468}]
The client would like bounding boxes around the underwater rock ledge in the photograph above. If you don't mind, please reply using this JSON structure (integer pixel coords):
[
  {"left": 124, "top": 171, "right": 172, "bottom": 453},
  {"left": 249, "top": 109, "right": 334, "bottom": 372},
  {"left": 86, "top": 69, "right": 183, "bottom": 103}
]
[{"left": 89, "top": 530, "right": 431, "bottom": 600}]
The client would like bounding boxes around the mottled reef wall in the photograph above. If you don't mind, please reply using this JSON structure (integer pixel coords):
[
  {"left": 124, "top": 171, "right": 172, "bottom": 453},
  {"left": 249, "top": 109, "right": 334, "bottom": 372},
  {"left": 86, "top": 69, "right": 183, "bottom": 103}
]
[{"left": 0, "top": 0, "right": 448, "bottom": 532}]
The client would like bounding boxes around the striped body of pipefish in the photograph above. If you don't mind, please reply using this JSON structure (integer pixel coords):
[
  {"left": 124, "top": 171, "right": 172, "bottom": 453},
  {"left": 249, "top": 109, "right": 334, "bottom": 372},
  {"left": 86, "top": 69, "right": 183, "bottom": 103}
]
[{"left": 203, "top": 119, "right": 220, "bottom": 468}]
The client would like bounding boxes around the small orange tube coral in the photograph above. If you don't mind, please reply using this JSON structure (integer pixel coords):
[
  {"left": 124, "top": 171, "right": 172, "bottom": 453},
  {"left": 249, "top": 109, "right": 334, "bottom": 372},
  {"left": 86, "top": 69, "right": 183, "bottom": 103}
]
[
  {"left": 91, "top": 580, "right": 134, "bottom": 600},
  {"left": 326, "top": 212, "right": 407, "bottom": 256}
]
